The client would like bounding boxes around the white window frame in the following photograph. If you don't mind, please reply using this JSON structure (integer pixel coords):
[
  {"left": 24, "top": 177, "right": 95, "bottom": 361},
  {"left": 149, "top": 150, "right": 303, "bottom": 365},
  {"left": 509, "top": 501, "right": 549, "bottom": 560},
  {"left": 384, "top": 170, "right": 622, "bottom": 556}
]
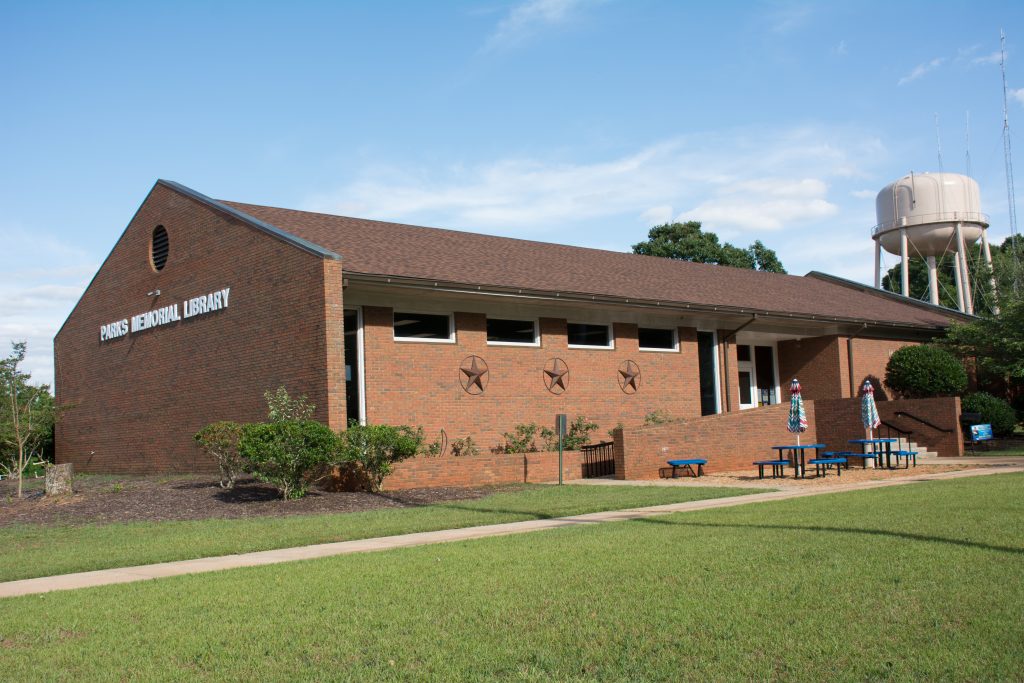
[
  {"left": 392, "top": 311, "right": 456, "bottom": 344},
  {"left": 485, "top": 317, "right": 541, "bottom": 347},
  {"left": 638, "top": 326, "right": 679, "bottom": 353},
  {"left": 566, "top": 321, "right": 615, "bottom": 350}
]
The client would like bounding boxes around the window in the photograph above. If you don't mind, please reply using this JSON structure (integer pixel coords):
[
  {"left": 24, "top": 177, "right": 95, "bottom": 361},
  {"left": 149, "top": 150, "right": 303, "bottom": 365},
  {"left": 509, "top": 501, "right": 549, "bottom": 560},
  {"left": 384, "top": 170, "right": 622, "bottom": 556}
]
[
  {"left": 736, "top": 344, "right": 751, "bottom": 362},
  {"left": 487, "top": 318, "right": 537, "bottom": 346},
  {"left": 150, "top": 226, "right": 169, "bottom": 271},
  {"left": 393, "top": 312, "right": 454, "bottom": 342},
  {"left": 567, "top": 322, "right": 613, "bottom": 348},
  {"left": 638, "top": 327, "right": 677, "bottom": 351}
]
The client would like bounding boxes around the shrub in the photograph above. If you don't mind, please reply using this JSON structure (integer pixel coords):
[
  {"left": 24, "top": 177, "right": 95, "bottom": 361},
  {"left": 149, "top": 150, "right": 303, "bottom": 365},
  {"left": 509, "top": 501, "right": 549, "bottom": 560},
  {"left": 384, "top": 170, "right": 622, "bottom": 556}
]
[
  {"left": 264, "top": 386, "right": 315, "bottom": 422},
  {"left": 237, "top": 420, "right": 340, "bottom": 499},
  {"left": 885, "top": 345, "right": 967, "bottom": 398},
  {"left": 961, "top": 392, "right": 1019, "bottom": 437},
  {"left": 451, "top": 436, "right": 480, "bottom": 457},
  {"left": 339, "top": 423, "right": 423, "bottom": 492},
  {"left": 643, "top": 410, "right": 670, "bottom": 425},
  {"left": 500, "top": 423, "right": 540, "bottom": 454},
  {"left": 541, "top": 416, "right": 599, "bottom": 450},
  {"left": 194, "top": 421, "right": 244, "bottom": 489}
]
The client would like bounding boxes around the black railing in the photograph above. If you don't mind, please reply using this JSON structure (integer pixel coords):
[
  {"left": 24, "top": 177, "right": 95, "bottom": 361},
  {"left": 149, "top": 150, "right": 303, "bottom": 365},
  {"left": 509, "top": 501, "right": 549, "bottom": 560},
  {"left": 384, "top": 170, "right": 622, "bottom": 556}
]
[
  {"left": 581, "top": 441, "right": 615, "bottom": 478},
  {"left": 880, "top": 420, "right": 912, "bottom": 440},
  {"left": 893, "top": 411, "right": 954, "bottom": 433}
]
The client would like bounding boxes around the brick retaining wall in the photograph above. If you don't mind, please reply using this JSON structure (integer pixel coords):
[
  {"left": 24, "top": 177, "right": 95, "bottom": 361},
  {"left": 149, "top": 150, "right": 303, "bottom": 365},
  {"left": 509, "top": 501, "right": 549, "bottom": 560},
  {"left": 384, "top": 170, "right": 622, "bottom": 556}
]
[{"left": 381, "top": 450, "right": 587, "bottom": 490}]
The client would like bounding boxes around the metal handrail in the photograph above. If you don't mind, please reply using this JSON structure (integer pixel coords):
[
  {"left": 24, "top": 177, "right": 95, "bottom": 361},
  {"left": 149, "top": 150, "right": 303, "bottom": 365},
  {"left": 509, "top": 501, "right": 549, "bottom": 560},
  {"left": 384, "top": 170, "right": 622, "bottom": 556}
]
[
  {"left": 872, "top": 210, "right": 989, "bottom": 236},
  {"left": 893, "top": 411, "right": 954, "bottom": 433},
  {"left": 880, "top": 420, "right": 912, "bottom": 438}
]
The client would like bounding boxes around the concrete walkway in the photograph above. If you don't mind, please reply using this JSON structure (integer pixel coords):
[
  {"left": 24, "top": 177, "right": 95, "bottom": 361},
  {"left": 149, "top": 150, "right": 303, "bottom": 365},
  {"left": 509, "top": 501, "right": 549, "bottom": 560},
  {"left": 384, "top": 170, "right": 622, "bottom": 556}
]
[{"left": 1, "top": 465, "right": 1020, "bottom": 599}]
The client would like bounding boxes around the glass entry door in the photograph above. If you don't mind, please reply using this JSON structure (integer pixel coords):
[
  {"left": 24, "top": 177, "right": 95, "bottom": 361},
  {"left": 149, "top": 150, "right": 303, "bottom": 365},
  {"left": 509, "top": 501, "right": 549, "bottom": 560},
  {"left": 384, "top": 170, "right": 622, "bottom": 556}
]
[{"left": 736, "top": 343, "right": 778, "bottom": 409}]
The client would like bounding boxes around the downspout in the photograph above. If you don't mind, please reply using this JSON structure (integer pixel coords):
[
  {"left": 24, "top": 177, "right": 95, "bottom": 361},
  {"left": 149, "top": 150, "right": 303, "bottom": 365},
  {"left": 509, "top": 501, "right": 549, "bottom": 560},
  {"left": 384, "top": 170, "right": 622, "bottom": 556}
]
[
  {"left": 722, "top": 315, "right": 758, "bottom": 412},
  {"left": 846, "top": 324, "right": 869, "bottom": 397}
]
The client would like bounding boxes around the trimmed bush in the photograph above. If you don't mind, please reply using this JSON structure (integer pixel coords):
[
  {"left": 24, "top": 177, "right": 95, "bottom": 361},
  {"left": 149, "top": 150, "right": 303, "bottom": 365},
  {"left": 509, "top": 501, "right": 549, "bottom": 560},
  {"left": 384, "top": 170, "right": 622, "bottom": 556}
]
[
  {"left": 237, "top": 420, "right": 340, "bottom": 499},
  {"left": 961, "top": 392, "right": 1019, "bottom": 437},
  {"left": 339, "top": 423, "right": 423, "bottom": 492},
  {"left": 500, "top": 423, "right": 540, "bottom": 454},
  {"left": 194, "top": 421, "right": 244, "bottom": 489},
  {"left": 541, "top": 415, "right": 599, "bottom": 450},
  {"left": 885, "top": 345, "right": 967, "bottom": 398}
]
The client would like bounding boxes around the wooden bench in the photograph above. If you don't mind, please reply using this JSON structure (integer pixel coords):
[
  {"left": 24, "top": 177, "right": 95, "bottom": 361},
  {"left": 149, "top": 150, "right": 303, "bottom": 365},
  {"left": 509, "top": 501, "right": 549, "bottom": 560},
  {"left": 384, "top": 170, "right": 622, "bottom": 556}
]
[
  {"left": 753, "top": 459, "right": 789, "bottom": 479},
  {"left": 666, "top": 459, "right": 707, "bottom": 478}
]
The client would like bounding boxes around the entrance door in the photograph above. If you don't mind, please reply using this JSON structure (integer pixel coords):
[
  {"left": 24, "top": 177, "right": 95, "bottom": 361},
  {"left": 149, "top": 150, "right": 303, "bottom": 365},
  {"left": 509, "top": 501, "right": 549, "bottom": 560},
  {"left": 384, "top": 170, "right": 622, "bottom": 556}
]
[
  {"left": 343, "top": 309, "right": 364, "bottom": 425},
  {"left": 736, "top": 343, "right": 779, "bottom": 409}
]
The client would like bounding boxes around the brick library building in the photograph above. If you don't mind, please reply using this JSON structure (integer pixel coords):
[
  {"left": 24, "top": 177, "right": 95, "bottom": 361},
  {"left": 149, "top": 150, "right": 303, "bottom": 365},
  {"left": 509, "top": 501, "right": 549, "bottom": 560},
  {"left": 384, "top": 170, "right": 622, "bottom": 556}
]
[{"left": 54, "top": 180, "right": 970, "bottom": 484}]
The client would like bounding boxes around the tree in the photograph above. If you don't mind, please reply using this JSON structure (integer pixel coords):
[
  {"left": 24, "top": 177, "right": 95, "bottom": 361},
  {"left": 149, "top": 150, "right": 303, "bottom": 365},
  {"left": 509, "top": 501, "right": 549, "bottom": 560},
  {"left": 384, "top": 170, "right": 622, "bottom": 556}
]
[
  {"left": 264, "top": 386, "right": 315, "bottom": 422},
  {"left": 631, "top": 221, "right": 787, "bottom": 273},
  {"left": 942, "top": 293, "right": 1024, "bottom": 384},
  {"left": 194, "top": 421, "right": 245, "bottom": 489},
  {"left": 0, "top": 342, "right": 58, "bottom": 498},
  {"left": 237, "top": 420, "right": 340, "bottom": 499},
  {"left": 884, "top": 345, "right": 967, "bottom": 399}
]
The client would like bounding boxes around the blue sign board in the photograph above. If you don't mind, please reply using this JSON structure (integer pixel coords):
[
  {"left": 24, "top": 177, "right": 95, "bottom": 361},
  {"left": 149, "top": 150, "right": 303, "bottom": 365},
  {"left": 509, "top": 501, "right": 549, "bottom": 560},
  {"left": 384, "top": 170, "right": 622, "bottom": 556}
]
[{"left": 970, "top": 424, "right": 994, "bottom": 442}]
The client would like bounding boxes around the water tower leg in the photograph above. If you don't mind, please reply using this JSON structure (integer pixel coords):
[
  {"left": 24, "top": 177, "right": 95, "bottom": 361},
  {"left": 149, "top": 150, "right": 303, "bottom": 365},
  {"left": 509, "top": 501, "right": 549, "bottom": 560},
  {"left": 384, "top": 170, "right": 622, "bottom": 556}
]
[
  {"left": 927, "top": 255, "right": 939, "bottom": 305},
  {"left": 982, "top": 229, "right": 1000, "bottom": 314},
  {"left": 900, "top": 228, "right": 910, "bottom": 296},
  {"left": 953, "top": 251, "right": 967, "bottom": 313},
  {"left": 874, "top": 240, "right": 882, "bottom": 289},
  {"left": 956, "top": 222, "right": 974, "bottom": 314}
]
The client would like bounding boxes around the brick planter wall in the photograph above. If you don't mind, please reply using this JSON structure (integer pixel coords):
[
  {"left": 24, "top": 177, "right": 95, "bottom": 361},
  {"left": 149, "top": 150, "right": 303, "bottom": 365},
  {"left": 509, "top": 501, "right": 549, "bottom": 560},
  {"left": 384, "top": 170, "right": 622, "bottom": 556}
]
[{"left": 379, "top": 450, "right": 587, "bottom": 490}]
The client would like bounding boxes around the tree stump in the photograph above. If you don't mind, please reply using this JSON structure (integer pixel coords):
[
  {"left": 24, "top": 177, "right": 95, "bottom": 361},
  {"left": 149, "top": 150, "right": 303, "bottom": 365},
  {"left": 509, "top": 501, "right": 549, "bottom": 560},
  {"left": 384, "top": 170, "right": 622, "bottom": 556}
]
[{"left": 45, "top": 463, "right": 74, "bottom": 496}]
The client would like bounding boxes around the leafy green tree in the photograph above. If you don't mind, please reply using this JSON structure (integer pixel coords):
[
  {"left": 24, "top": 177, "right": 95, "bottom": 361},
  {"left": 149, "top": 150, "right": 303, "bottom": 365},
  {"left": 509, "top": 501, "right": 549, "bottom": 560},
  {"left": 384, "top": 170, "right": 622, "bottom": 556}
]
[
  {"left": 942, "top": 293, "right": 1024, "bottom": 383},
  {"left": 339, "top": 423, "right": 423, "bottom": 492},
  {"left": 881, "top": 256, "right": 960, "bottom": 309},
  {"left": 263, "top": 386, "right": 316, "bottom": 422},
  {"left": 237, "top": 420, "right": 340, "bottom": 499},
  {"left": 960, "top": 392, "right": 1018, "bottom": 437},
  {"left": 0, "top": 342, "right": 59, "bottom": 498},
  {"left": 632, "top": 221, "right": 786, "bottom": 273}
]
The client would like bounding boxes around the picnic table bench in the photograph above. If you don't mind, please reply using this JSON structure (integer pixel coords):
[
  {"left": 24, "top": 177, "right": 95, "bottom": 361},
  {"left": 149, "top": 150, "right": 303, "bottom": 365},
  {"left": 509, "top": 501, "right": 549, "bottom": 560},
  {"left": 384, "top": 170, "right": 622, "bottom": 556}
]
[
  {"left": 809, "top": 452, "right": 849, "bottom": 477},
  {"left": 666, "top": 459, "right": 706, "bottom": 478},
  {"left": 753, "top": 459, "right": 789, "bottom": 479}
]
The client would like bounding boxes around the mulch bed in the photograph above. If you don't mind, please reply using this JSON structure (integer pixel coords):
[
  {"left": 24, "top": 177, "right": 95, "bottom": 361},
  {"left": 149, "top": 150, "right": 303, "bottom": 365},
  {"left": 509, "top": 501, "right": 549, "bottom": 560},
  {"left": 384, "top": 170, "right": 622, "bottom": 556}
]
[{"left": 0, "top": 475, "right": 525, "bottom": 527}]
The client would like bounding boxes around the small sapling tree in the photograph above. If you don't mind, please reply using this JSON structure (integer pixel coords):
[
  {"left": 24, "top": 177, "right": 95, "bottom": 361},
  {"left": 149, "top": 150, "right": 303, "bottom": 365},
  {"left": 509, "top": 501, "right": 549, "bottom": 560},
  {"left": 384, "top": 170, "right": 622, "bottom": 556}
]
[
  {"left": 0, "top": 342, "right": 58, "bottom": 498},
  {"left": 194, "top": 421, "right": 245, "bottom": 489},
  {"left": 264, "top": 386, "right": 316, "bottom": 422}
]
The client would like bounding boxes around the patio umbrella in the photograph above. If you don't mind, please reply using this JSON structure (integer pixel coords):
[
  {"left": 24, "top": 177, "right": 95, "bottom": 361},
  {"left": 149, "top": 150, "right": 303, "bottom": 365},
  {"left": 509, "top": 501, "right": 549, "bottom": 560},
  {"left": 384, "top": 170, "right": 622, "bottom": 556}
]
[
  {"left": 787, "top": 378, "right": 808, "bottom": 445},
  {"left": 861, "top": 380, "right": 881, "bottom": 440}
]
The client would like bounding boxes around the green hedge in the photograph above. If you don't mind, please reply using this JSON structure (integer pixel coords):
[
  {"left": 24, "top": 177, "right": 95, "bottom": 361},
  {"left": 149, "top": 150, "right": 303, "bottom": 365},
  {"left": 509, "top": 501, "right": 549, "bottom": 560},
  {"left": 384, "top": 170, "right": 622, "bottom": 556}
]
[
  {"left": 885, "top": 345, "right": 967, "bottom": 398},
  {"left": 961, "top": 392, "right": 1019, "bottom": 437}
]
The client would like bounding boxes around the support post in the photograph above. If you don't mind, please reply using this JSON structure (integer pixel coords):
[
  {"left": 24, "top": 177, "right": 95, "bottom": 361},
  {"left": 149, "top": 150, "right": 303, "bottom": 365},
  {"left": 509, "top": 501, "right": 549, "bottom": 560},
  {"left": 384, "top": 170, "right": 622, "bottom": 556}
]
[
  {"left": 900, "top": 229, "right": 910, "bottom": 296},
  {"left": 874, "top": 240, "right": 882, "bottom": 289},
  {"left": 982, "top": 228, "right": 1000, "bottom": 314},
  {"left": 953, "top": 251, "right": 966, "bottom": 313},
  {"left": 955, "top": 222, "right": 974, "bottom": 314},
  {"left": 927, "top": 255, "right": 939, "bottom": 305}
]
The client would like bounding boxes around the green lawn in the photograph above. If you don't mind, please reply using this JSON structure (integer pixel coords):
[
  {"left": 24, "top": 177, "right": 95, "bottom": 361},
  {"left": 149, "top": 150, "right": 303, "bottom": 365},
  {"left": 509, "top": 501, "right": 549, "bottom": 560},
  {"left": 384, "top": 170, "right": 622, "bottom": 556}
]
[
  {"left": 1, "top": 473, "right": 1021, "bottom": 681},
  {"left": 0, "top": 484, "right": 757, "bottom": 582}
]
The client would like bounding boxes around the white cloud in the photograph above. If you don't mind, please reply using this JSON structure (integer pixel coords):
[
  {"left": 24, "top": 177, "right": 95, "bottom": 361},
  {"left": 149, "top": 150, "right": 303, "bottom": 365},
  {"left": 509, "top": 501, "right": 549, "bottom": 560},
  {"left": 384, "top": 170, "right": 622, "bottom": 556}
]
[
  {"left": 483, "top": 0, "right": 593, "bottom": 52},
  {"left": 766, "top": 2, "right": 813, "bottom": 34},
  {"left": 0, "top": 225, "right": 93, "bottom": 387},
  {"left": 1011, "top": 88, "right": 1024, "bottom": 106},
  {"left": 898, "top": 57, "right": 945, "bottom": 86},
  {"left": 972, "top": 51, "right": 1002, "bottom": 66},
  {"left": 639, "top": 205, "right": 673, "bottom": 226},
  {"left": 851, "top": 189, "right": 876, "bottom": 199}
]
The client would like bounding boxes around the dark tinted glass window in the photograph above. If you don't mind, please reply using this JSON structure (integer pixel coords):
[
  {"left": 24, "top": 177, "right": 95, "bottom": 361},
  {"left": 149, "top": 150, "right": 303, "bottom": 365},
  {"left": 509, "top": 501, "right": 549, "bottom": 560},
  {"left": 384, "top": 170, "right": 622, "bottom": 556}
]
[
  {"left": 393, "top": 312, "right": 451, "bottom": 340},
  {"left": 344, "top": 310, "right": 361, "bottom": 423},
  {"left": 739, "top": 371, "right": 753, "bottom": 405},
  {"left": 736, "top": 344, "right": 751, "bottom": 362},
  {"left": 567, "top": 323, "right": 611, "bottom": 347},
  {"left": 638, "top": 327, "right": 675, "bottom": 350},
  {"left": 487, "top": 318, "right": 536, "bottom": 344},
  {"left": 697, "top": 331, "right": 718, "bottom": 415}
]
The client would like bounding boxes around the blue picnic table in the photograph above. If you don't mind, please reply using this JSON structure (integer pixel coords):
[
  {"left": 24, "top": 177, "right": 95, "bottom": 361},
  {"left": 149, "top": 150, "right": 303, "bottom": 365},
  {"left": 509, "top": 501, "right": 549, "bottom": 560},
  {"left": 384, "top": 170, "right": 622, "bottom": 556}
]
[
  {"left": 770, "top": 444, "right": 827, "bottom": 479},
  {"left": 848, "top": 438, "right": 898, "bottom": 469}
]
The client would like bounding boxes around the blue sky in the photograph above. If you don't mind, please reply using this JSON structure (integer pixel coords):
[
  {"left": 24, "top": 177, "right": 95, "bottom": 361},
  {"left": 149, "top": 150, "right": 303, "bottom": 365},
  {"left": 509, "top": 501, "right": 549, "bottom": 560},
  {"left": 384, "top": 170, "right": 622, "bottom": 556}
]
[{"left": 3, "top": 0, "right": 1023, "bottom": 384}]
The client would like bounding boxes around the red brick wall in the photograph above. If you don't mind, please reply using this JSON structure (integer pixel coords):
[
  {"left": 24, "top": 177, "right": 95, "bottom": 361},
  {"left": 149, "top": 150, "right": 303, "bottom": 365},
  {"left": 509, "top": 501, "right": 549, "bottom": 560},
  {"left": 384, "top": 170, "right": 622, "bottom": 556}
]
[
  {"left": 815, "top": 396, "right": 963, "bottom": 458},
  {"left": 616, "top": 402, "right": 818, "bottom": 478},
  {"left": 360, "top": 308, "right": 704, "bottom": 452},
  {"left": 54, "top": 184, "right": 345, "bottom": 473},
  {"left": 850, "top": 338, "right": 919, "bottom": 400},
  {"left": 778, "top": 335, "right": 846, "bottom": 401},
  {"left": 380, "top": 450, "right": 586, "bottom": 490}
]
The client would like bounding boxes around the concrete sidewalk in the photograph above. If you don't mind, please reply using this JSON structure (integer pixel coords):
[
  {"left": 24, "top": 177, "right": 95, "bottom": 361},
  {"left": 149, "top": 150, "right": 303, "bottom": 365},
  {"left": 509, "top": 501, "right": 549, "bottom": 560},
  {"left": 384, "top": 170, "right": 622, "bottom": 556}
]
[{"left": 1, "top": 465, "right": 1020, "bottom": 599}]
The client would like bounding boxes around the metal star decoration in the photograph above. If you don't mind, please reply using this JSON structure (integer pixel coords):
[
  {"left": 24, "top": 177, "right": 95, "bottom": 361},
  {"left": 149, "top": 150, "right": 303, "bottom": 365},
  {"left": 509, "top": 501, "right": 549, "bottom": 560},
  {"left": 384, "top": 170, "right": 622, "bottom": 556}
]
[
  {"left": 617, "top": 360, "right": 641, "bottom": 394},
  {"left": 459, "top": 355, "right": 489, "bottom": 395},
  {"left": 543, "top": 358, "right": 569, "bottom": 394}
]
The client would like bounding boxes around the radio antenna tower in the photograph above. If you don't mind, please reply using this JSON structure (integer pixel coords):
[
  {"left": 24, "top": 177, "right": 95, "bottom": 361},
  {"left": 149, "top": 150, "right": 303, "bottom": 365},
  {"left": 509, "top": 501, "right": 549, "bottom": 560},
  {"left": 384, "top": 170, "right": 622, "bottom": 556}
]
[
  {"left": 1001, "top": 29, "right": 1022, "bottom": 291},
  {"left": 965, "top": 110, "right": 972, "bottom": 177},
  {"left": 935, "top": 113, "right": 944, "bottom": 171}
]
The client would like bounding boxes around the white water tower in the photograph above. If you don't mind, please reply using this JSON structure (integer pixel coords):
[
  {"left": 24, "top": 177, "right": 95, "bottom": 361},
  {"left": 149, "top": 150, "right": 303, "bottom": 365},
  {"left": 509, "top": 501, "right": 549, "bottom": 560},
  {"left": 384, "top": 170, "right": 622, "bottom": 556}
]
[{"left": 872, "top": 172, "right": 994, "bottom": 314}]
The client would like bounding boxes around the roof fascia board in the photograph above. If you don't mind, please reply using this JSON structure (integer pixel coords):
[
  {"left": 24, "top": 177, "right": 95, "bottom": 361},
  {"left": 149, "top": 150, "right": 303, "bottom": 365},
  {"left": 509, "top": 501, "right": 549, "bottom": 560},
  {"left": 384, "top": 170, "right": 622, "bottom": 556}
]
[
  {"left": 157, "top": 180, "right": 340, "bottom": 260},
  {"left": 804, "top": 270, "right": 976, "bottom": 322},
  {"left": 343, "top": 272, "right": 949, "bottom": 333}
]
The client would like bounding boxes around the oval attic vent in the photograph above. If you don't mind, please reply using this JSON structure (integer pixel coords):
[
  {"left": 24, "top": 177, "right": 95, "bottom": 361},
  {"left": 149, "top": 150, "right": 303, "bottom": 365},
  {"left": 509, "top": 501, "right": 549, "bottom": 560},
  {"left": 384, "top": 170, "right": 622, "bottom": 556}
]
[{"left": 151, "top": 226, "right": 169, "bottom": 271}]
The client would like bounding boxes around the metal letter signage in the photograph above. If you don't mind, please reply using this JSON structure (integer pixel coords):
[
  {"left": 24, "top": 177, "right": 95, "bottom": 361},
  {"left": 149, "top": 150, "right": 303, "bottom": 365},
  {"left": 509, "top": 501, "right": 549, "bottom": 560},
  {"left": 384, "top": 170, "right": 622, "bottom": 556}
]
[{"left": 99, "top": 287, "right": 231, "bottom": 342}]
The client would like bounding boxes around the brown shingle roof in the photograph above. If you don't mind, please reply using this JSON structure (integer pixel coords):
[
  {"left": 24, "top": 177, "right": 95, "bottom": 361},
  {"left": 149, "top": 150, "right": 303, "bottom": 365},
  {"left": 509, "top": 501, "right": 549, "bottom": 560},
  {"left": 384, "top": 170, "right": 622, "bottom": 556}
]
[{"left": 218, "top": 199, "right": 963, "bottom": 329}]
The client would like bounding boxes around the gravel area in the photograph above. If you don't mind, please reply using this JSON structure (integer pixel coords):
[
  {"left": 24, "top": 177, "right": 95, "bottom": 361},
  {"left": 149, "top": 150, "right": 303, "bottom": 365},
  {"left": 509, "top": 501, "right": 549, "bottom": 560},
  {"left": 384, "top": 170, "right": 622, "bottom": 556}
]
[{"left": 0, "top": 475, "right": 525, "bottom": 527}]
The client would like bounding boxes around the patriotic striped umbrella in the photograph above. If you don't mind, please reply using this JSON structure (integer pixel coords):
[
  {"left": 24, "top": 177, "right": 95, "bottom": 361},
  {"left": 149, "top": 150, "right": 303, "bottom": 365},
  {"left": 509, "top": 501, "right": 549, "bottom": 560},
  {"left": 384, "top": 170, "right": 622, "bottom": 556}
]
[
  {"left": 787, "top": 378, "right": 808, "bottom": 445},
  {"left": 861, "top": 380, "right": 881, "bottom": 439}
]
